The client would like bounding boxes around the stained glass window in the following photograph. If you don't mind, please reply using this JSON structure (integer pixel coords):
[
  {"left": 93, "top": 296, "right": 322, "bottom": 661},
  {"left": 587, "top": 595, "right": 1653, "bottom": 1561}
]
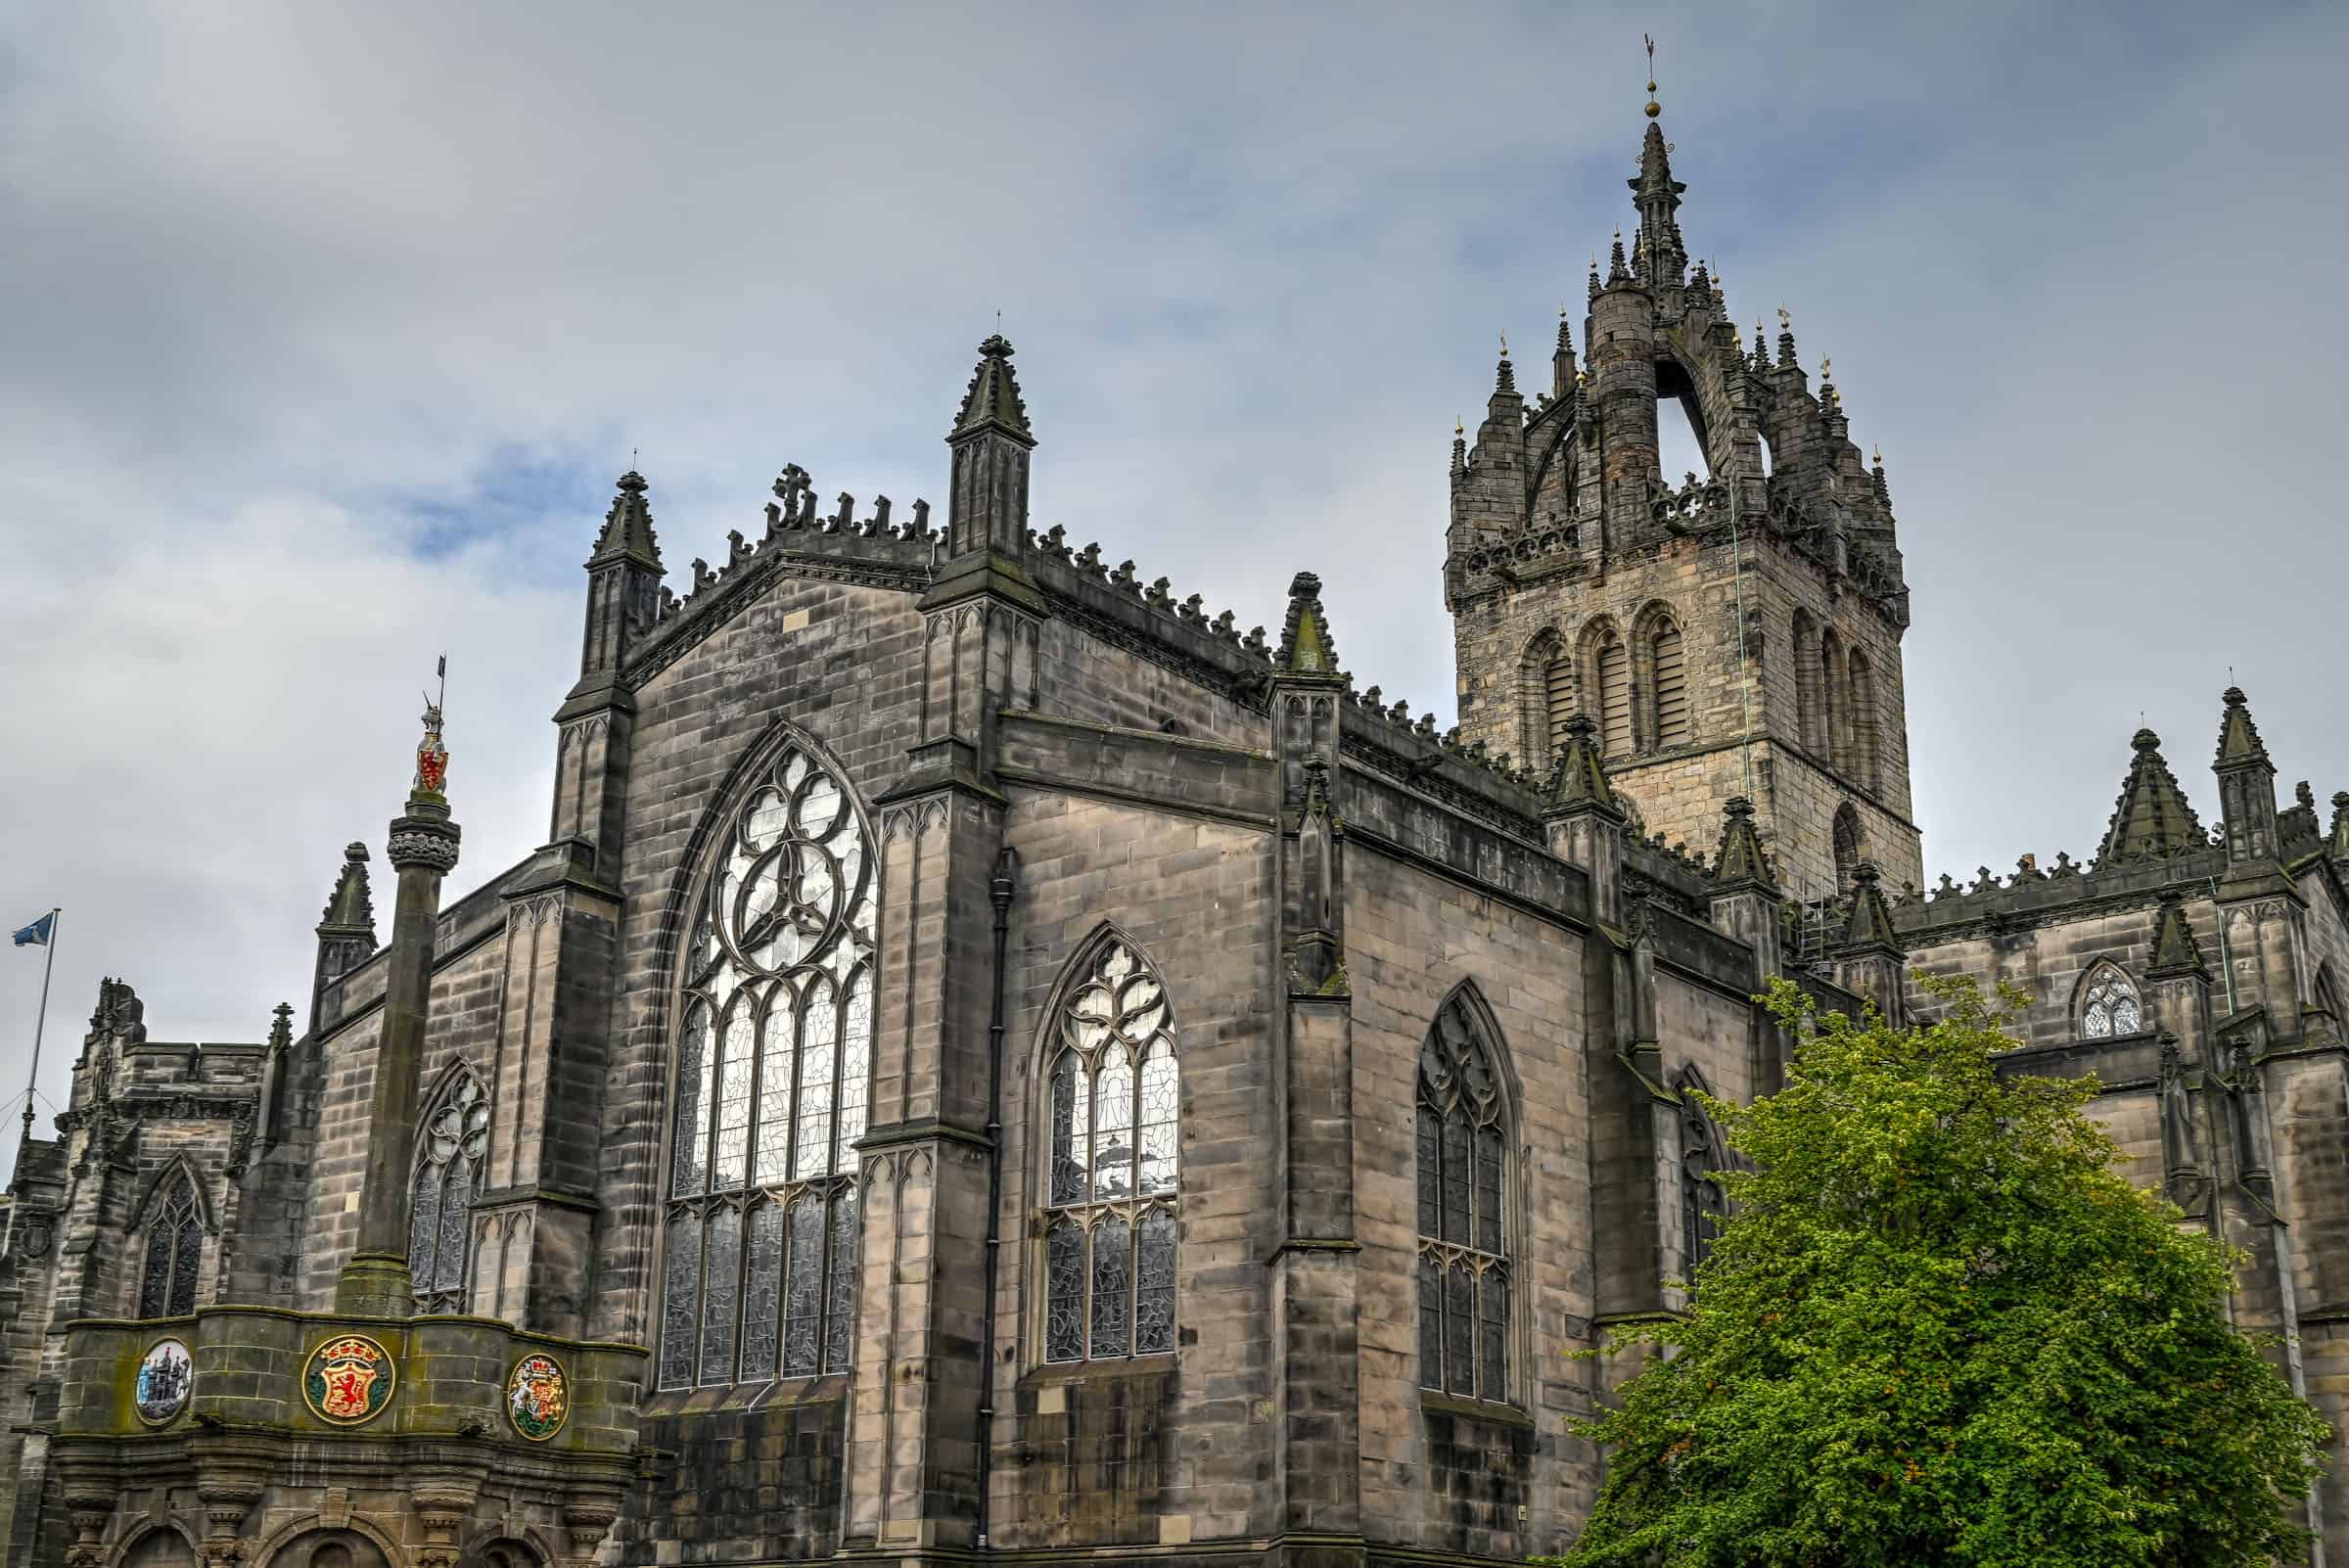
[
  {"left": 2082, "top": 966, "right": 2143, "bottom": 1039},
  {"left": 137, "top": 1171, "right": 204, "bottom": 1317},
  {"left": 1416, "top": 989, "right": 1511, "bottom": 1403},
  {"left": 1040, "top": 939, "right": 1180, "bottom": 1362},
  {"left": 660, "top": 738, "right": 877, "bottom": 1388},
  {"left": 409, "top": 1070, "right": 489, "bottom": 1314}
]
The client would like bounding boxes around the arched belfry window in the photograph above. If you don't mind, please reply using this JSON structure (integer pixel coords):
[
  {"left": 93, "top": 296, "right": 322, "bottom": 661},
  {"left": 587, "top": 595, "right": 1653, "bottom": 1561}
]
[
  {"left": 137, "top": 1169, "right": 205, "bottom": 1317},
  {"left": 660, "top": 736, "right": 876, "bottom": 1389},
  {"left": 409, "top": 1069, "right": 488, "bottom": 1314},
  {"left": 2080, "top": 963, "right": 2142, "bottom": 1039},
  {"left": 1596, "top": 633, "right": 1632, "bottom": 759},
  {"left": 1650, "top": 617, "right": 1690, "bottom": 750},
  {"left": 1416, "top": 988, "right": 1511, "bottom": 1403},
  {"left": 1042, "top": 936, "right": 1179, "bottom": 1362},
  {"left": 1832, "top": 803, "right": 1862, "bottom": 891}
]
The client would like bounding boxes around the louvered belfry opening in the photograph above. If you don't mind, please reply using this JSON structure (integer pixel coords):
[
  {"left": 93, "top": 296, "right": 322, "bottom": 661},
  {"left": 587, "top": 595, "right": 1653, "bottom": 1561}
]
[
  {"left": 1544, "top": 653, "right": 1576, "bottom": 766},
  {"left": 1597, "top": 635, "right": 1632, "bottom": 758},
  {"left": 1652, "top": 622, "right": 1689, "bottom": 749}
]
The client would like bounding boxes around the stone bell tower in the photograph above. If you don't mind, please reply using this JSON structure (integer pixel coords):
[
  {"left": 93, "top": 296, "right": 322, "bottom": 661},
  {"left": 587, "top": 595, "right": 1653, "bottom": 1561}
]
[{"left": 1443, "top": 69, "right": 1922, "bottom": 902}]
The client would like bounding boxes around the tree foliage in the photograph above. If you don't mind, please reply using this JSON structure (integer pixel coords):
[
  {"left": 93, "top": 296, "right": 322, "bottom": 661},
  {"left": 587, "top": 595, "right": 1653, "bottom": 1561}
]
[{"left": 1544, "top": 977, "right": 2327, "bottom": 1568}]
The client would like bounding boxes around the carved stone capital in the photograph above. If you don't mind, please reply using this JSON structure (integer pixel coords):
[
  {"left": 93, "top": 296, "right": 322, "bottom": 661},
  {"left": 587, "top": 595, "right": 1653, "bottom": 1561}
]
[
  {"left": 196, "top": 1540, "right": 251, "bottom": 1568},
  {"left": 388, "top": 811, "right": 463, "bottom": 874},
  {"left": 564, "top": 1499, "right": 622, "bottom": 1557}
]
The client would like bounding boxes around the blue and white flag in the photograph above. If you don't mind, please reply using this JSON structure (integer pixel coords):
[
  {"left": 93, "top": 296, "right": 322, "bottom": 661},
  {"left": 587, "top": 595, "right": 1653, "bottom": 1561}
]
[{"left": 12, "top": 911, "right": 55, "bottom": 947}]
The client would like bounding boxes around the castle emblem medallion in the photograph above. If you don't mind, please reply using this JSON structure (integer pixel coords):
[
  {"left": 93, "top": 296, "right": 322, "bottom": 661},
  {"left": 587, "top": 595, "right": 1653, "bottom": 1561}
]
[
  {"left": 505, "top": 1352, "right": 569, "bottom": 1442},
  {"left": 303, "top": 1333, "right": 395, "bottom": 1425},
  {"left": 133, "top": 1337, "right": 194, "bottom": 1425}
]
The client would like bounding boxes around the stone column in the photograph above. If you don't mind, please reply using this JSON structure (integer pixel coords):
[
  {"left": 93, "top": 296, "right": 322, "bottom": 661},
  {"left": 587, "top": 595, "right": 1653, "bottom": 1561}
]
[{"left": 337, "top": 735, "right": 462, "bottom": 1316}]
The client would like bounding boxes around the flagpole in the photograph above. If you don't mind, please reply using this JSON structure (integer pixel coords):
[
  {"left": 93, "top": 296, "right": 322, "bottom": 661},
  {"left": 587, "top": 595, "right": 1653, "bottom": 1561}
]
[{"left": 21, "top": 907, "right": 60, "bottom": 1143}]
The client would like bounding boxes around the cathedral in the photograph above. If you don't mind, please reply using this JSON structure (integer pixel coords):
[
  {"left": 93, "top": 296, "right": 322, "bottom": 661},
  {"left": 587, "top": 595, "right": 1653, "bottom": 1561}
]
[{"left": 3, "top": 79, "right": 2347, "bottom": 1568}]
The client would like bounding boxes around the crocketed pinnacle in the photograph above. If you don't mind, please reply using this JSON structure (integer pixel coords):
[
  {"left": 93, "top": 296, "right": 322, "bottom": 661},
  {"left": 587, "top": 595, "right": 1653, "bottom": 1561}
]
[
  {"left": 588, "top": 470, "right": 665, "bottom": 571},
  {"left": 2094, "top": 728, "right": 2206, "bottom": 869},
  {"left": 949, "top": 333, "right": 1035, "bottom": 445},
  {"left": 1451, "top": 419, "right": 1467, "bottom": 481},
  {"left": 1274, "top": 571, "right": 1342, "bottom": 681},
  {"left": 2214, "top": 685, "right": 2272, "bottom": 770},
  {"left": 2328, "top": 792, "right": 2349, "bottom": 860},
  {"left": 1752, "top": 321, "right": 1770, "bottom": 370},
  {"left": 1546, "top": 714, "right": 1620, "bottom": 818},
  {"left": 1494, "top": 337, "right": 1517, "bottom": 396},
  {"left": 1711, "top": 796, "right": 1777, "bottom": 891},
  {"left": 316, "top": 842, "right": 377, "bottom": 941},
  {"left": 1835, "top": 862, "right": 1904, "bottom": 955},
  {"left": 2146, "top": 894, "right": 2208, "bottom": 979},
  {"left": 1607, "top": 232, "right": 1629, "bottom": 284}
]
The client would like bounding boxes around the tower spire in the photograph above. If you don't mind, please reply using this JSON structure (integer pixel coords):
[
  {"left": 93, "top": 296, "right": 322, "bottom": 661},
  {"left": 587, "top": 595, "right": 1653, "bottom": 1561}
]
[
  {"left": 945, "top": 333, "right": 1036, "bottom": 558},
  {"left": 1630, "top": 36, "right": 1687, "bottom": 288}
]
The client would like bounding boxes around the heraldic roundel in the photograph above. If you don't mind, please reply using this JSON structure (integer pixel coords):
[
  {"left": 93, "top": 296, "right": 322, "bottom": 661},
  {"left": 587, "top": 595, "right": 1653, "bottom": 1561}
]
[
  {"left": 302, "top": 1333, "right": 396, "bottom": 1426},
  {"left": 506, "top": 1352, "right": 569, "bottom": 1442}
]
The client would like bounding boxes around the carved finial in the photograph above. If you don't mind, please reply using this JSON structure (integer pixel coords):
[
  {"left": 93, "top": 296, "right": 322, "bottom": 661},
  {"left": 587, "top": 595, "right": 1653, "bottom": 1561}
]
[
  {"left": 413, "top": 659, "right": 449, "bottom": 799},
  {"left": 1643, "top": 32, "right": 1661, "bottom": 117}
]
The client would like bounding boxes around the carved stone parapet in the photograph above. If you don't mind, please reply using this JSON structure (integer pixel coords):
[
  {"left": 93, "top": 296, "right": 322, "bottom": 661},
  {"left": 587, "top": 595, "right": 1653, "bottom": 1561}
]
[{"left": 388, "top": 804, "right": 463, "bottom": 874}]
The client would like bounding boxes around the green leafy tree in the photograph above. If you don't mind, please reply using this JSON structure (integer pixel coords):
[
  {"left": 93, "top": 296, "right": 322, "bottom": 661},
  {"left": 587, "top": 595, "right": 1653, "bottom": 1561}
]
[{"left": 1544, "top": 977, "right": 2327, "bottom": 1568}]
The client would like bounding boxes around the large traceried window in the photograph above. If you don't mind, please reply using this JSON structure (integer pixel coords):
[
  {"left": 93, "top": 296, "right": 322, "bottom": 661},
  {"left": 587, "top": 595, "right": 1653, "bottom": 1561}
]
[
  {"left": 1042, "top": 937, "right": 1179, "bottom": 1363},
  {"left": 137, "top": 1170, "right": 205, "bottom": 1317},
  {"left": 2081, "top": 964, "right": 2142, "bottom": 1039},
  {"left": 1416, "top": 989, "right": 1511, "bottom": 1404},
  {"left": 660, "top": 739, "right": 876, "bottom": 1389},
  {"left": 409, "top": 1070, "right": 489, "bottom": 1314}
]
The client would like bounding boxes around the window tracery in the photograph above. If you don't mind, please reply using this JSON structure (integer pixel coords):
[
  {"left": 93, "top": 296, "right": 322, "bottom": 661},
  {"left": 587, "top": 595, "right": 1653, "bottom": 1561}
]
[
  {"left": 1675, "top": 1065, "right": 1727, "bottom": 1283},
  {"left": 409, "top": 1071, "right": 489, "bottom": 1313},
  {"left": 660, "top": 739, "right": 875, "bottom": 1389},
  {"left": 1041, "top": 939, "right": 1179, "bottom": 1363},
  {"left": 137, "top": 1170, "right": 204, "bottom": 1317},
  {"left": 1415, "top": 989, "right": 1510, "bottom": 1403},
  {"left": 2081, "top": 965, "right": 2142, "bottom": 1038}
]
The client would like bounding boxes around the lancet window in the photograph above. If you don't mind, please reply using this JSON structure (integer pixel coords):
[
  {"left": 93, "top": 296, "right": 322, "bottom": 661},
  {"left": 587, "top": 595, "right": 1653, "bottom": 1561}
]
[
  {"left": 660, "top": 739, "right": 876, "bottom": 1389},
  {"left": 1675, "top": 1065, "right": 1727, "bottom": 1283},
  {"left": 136, "top": 1170, "right": 205, "bottom": 1317},
  {"left": 2081, "top": 965, "right": 2142, "bottom": 1039},
  {"left": 409, "top": 1070, "right": 489, "bottom": 1314},
  {"left": 1042, "top": 937, "right": 1179, "bottom": 1363},
  {"left": 1415, "top": 989, "right": 1511, "bottom": 1404}
]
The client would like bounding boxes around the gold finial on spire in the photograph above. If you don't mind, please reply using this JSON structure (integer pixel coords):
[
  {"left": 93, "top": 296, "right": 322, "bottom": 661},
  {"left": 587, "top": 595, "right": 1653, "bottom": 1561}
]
[
  {"left": 1498, "top": 330, "right": 1509, "bottom": 357},
  {"left": 1455, "top": 417, "right": 1464, "bottom": 438},
  {"left": 1820, "top": 356, "right": 1832, "bottom": 379},
  {"left": 1872, "top": 444, "right": 1883, "bottom": 466},
  {"left": 1777, "top": 304, "right": 1791, "bottom": 330},
  {"left": 1643, "top": 33, "right": 1661, "bottom": 117}
]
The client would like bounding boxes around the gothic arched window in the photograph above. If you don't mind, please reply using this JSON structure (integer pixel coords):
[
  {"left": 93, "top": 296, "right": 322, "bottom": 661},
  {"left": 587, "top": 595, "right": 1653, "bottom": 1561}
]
[
  {"left": 660, "top": 737, "right": 876, "bottom": 1389},
  {"left": 1790, "top": 610, "right": 1820, "bottom": 752},
  {"left": 1820, "top": 627, "right": 1848, "bottom": 773},
  {"left": 1832, "top": 803, "right": 1862, "bottom": 891},
  {"left": 1849, "top": 650, "right": 1881, "bottom": 793},
  {"left": 1674, "top": 1065, "right": 1727, "bottom": 1283},
  {"left": 137, "top": 1171, "right": 205, "bottom": 1317},
  {"left": 1042, "top": 937, "right": 1179, "bottom": 1362},
  {"left": 1650, "top": 618, "right": 1690, "bottom": 750},
  {"left": 2081, "top": 964, "right": 2142, "bottom": 1039},
  {"left": 1595, "top": 633, "right": 1632, "bottom": 760},
  {"left": 1416, "top": 989, "right": 1511, "bottom": 1404},
  {"left": 409, "top": 1070, "right": 489, "bottom": 1314}
]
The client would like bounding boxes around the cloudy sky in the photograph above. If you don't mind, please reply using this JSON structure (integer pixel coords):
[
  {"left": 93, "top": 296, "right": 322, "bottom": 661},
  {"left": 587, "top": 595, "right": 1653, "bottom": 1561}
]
[{"left": 3, "top": 2, "right": 2344, "bottom": 1167}]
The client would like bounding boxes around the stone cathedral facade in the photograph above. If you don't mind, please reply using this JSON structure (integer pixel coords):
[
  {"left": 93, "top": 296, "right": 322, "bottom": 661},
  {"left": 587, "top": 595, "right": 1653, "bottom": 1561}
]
[{"left": 4, "top": 90, "right": 2349, "bottom": 1568}]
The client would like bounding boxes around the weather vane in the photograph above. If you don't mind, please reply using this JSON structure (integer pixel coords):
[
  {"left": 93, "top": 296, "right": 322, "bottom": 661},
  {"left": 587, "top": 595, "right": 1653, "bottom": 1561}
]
[{"left": 1777, "top": 304, "right": 1791, "bottom": 331}]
